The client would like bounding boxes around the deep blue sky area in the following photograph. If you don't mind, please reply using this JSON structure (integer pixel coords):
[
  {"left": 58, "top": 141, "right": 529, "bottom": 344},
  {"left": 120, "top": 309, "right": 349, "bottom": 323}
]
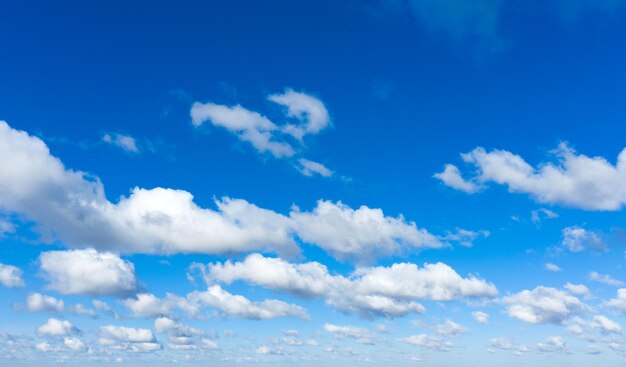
[{"left": 2, "top": 1, "right": 626, "bottom": 366}]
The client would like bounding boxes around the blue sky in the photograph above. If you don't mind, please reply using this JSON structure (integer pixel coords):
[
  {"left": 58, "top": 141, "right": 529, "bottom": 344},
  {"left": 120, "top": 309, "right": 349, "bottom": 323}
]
[{"left": 2, "top": 0, "right": 626, "bottom": 365}]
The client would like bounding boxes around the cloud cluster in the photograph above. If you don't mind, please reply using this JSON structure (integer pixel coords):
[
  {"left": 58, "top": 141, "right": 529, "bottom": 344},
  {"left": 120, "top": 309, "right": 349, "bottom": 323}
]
[
  {"left": 0, "top": 263, "right": 24, "bottom": 288},
  {"left": 435, "top": 143, "right": 626, "bottom": 210},
  {"left": 324, "top": 324, "right": 374, "bottom": 345},
  {"left": 39, "top": 249, "right": 139, "bottom": 297},
  {"left": 0, "top": 121, "right": 444, "bottom": 262},
  {"left": 37, "top": 318, "right": 77, "bottom": 337},
  {"left": 191, "top": 89, "right": 332, "bottom": 176},
  {"left": 99, "top": 325, "right": 162, "bottom": 353},
  {"left": 504, "top": 286, "right": 588, "bottom": 324},
  {"left": 194, "top": 253, "right": 497, "bottom": 318}
]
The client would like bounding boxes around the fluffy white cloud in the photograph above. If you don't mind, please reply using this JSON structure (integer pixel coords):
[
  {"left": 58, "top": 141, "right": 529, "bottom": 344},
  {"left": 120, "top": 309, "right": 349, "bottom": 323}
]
[
  {"left": 187, "top": 285, "right": 309, "bottom": 320},
  {"left": 25, "top": 293, "right": 64, "bottom": 313},
  {"left": 472, "top": 311, "right": 489, "bottom": 324},
  {"left": 537, "top": 336, "right": 567, "bottom": 352},
  {"left": 102, "top": 132, "right": 139, "bottom": 153},
  {"left": 297, "top": 158, "right": 333, "bottom": 177},
  {"left": 531, "top": 208, "right": 558, "bottom": 226},
  {"left": 433, "top": 164, "right": 482, "bottom": 193},
  {"left": 403, "top": 334, "right": 452, "bottom": 350},
  {"left": 435, "top": 320, "right": 468, "bottom": 337},
  {"left": 290, "top": 200, "right": 445, "bottom": 262},
  {"left": 37, "top": 318, "right": 76, "bottom": 337},
  {"left": 195, "top": 253, "right": 496, "bottom": 318},
  {"left": 268, "top": 89, "right": 330, "bottom": 140},
  {"left": 604, "top": 289, "right": 626, "bottom": 313},
  {"left": 564, "top": 283, "right": 590, "bottom": 298},
  {"left": 0, "top": 121, "right": 448, "bottom": 262},
  {"left": 39, "top": 249, "right": 138, "bottom": 296},
  {"left": 190, "top": 89, "right": 329, "bottom": 157},
  {"left": 0, "top": 263, "right": 24, "bottom": 288},
  {"left": 436, "top": 143, "right": 626, "bottom": 210},
  {"left": 561, "top": 227, "right": 605, "bottom": 252},
  {"left": 590, "top": 315, "right": 622, "bottom": 334},
  {"left": 121, "top": 293, "right": 173, "bottom": 318},
  {"left": 490, "top": 337, "right": 530, "bottom": 355},
  {"left": 545, "top": 263, "right": 562, "bottom": 272},
  {"left": 63, "top": 337, "right": 86, "bottom": 351},
  {"left": 190, "top": 102, "right": 294, "bottom": 158},
  {"left": 324, "top": 324, "right": 374, "bottom": 344},
  {"left": 504, "top": 286, "right": 589, "bottom": 324},
  {"left": 589, "top": 271, "right": 623, "bottom": 287},
  {"left": 100, "top": 325, "right": 155, "bottom": 343}
]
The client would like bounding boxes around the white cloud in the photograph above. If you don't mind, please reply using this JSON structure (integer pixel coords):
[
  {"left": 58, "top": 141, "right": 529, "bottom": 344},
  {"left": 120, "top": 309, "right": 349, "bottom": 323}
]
[
  {"left": 434, "top": 164, "right": 482, "bottom": 193},
  {"left": 604, "top": 288, "right": 626, "bottom": 313},
  {"left": 589, "top": 272, "right": 623, "bottom": 287},
  {"left": 0, "top": 263, "right": 25, "bottom": 288},
  {"left": 564, "top": 283, "right": 590, "bottom": 298},
  {"left": 435, "top": 320, "right": 468, "bottom": 337},
  {"left": 40, "top": 249, "right": 138, "bottom": 296},
  {"left": 561, "top": 227, "right": 605, "bottom": 252},
  {"left": 472, "top": 311, "right": 489, "bottom": 324},
  {"left": 121, "top": 293, "right": 173, "bottom": 318},
  {"left": 268, "top": 89, "right": 330, "bottom": 140},
  {"left": 297, "top": 158, "right": 333, "bottom": 177},
  {"left": 590, "top": 315, "right": 622, "bottom": 334},
  {"left": 437, "top": 143, "right": 626, "bottom": 210},
  {"left": 1, "top": 121, "right": 448, "bottom": 262},
  {"left": 0, "top": 219, "right": 15, "bottom": 238},
  {"left": 531, "top": 208, "right": 558, "bottom": 226},
  {"left": 25, "top": 293, "right": 64, "bottom": 313},
  {"left": 100, "top": 325, "right": 155, "bottom": 343},
  {"left": 537, "top": 336, "right": 567, "bottom": 352},
  {"left": 403, "top": 334, "right": 452, "bottom": 350},
  {"left": 545, "top": 263, "right": 562, "bottom": 272},
  {"left": 195, "top": 253, "right": 497, "bottom": 318},
  {"left": 290, "top": 200, "right": 445, "bottom": 262},
  {"left": 102, "top": 133, "right": 139, "bottom": 153},
  {"left": 324, "top": 324, "right": 374, "bottom": 344},
  {"left": 37, "top": 318, "right": 76, "bottom": 337},
  {"left": 190, "top": 89, "right": 332, "bottom": 176},
  {"left": 187, "top": 285, "right": 309, "bottom": 320},
  {"left": 442, "top": 228, "right": 490, "bottom": 248},
  {"left": 504, "top": 286, "right": 588, "bottom": 324},
  {"left": 256, "top": 345, "right": 283, "bottom": 355},
  {"left": 490, "top": 337, "right": 530, "bottom": 354},
  {"left": 63, "top": 337, "right": 86, "bottom": 351},
  {"left": 190, "top": 102, "right": 294, "bottom": 158}
]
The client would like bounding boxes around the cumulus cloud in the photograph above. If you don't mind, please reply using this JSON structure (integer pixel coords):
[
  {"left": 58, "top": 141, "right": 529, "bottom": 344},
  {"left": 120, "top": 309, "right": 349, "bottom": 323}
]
[
  {"left": 472, "top": 311, "right": 489, "bottom": 324},
  {"left": 442, "top": 228, "right": 490, "bottom": 248},
  {"left": 435, "top": 320, "right": 468, "bottom": 337},
  {"left": 63, "top": 337, "right": 86, "bottom": 351},
  {"left": 545, "top": 263, "right": 562, "bottom": 272},
  {"left": 434, "top": 164, "right": 482, "bottom": 193},
  {"left": 403, "top": 334, "right": 452, "bottom": 350},
  {"left": 537, "top": 336, "right": 567, "bottom": 353},
  {"left": 589, "top": 272, "right": 623, "bottom": 287},
  {"left": 604, "top": 289, "right": 626, "bottom": 313},
  {"left": 39, "top": 249, "right": 139, "bottom": 296},
  {"left": 504, "top": 286, "right": 589, "bottom": 324},
  {"left": 490, "top": 337, "right": 530, "bottom": 355},
  {"left": 564, "top": 283, "right": 591, "bottom": 298},
  {"left": 187, "top": 285, "right": 309, "bottom": 320},
  {"left": 37, "top": 318, "right": 77, "bottom": 337},
  {"left": 290, "top": 200, "right": 445, "bottom": 262},
  {"left": 121, "top": 293, "right": 173, "bottom": 318},
  {"left": 531, "top": 208, "right": 558, "bottom": 226},
  {"left": 436, "top": 143, "right": 626, "bottom": 210},
  {"left": 0, "top": 263, "right": 24, "bottom": 288},
  {"left": 590, "top": 315, "right": 622, "bottom": 334},
  {"left": 102, "top": 132, "right": 139, "bottom": 153},
  {"left": 0, "top": 121, "right": 447, "bottom": 262},
  {"left": 25, "top": 293, "right": 65, "bottom": 313},
  {"left": 190, "top": 89, "right": 331, "bottom": 172},
  {"left": 561, "top": 227, "right": 605, "bottom": 252},
  {"left": 194, "top": 253, "right": 497, "bottom": 318},
  {"left": 99, "top": 325, "right": 162, "bottom": 353},
  {"left": 324, "top": 324, "right": 374, "bottom": 344},
  {"left": 296, "top": 158, "right": 333, "bottom": 177}
]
